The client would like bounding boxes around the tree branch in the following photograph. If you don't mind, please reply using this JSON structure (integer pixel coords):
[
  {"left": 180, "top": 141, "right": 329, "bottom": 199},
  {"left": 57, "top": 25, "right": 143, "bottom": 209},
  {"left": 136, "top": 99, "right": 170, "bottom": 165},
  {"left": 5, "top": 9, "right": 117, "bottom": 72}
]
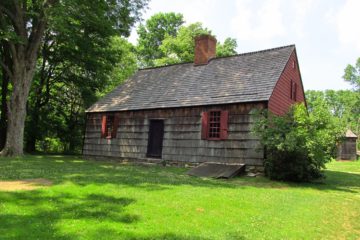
[
  {"left": 11, "top": 0, "right": 27, "bottom": 39},
  {"left": 0, "top": 5, "right": 17, "bottom": 25},
  {"left": 0, "top": 60, "right": 13, "bottom": 80},
  {"left": 26, "top": 0, "right": 58, "bottom": 63}
]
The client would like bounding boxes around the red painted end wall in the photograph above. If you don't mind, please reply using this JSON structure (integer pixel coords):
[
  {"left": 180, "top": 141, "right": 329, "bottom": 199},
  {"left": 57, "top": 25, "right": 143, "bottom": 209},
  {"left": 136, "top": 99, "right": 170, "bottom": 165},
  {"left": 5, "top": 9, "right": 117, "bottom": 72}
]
[{"left": 268, "top": 50, "right": 305, "bottom": 115}]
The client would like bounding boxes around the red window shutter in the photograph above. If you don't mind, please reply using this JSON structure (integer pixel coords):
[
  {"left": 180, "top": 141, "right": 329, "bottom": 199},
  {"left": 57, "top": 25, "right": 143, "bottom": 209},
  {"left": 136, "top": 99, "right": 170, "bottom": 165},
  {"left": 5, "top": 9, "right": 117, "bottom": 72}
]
[
  {"left": 220, "top": 110, "right": 229, "bottom": 140},
  {"left": 101, "top": 115, "right": 107, "bottom": 138},
  {"left": 294, "top": 83, "right": 297, "bottom": 101},
  {"left": 290, "top": 80, "right": 293, "bottom": 99},
  {"left": 111, "top": 113, "right": 120, "bottom": 138},
  {"left": 201, "top": 111, "right": 209, "bottom": 140}
]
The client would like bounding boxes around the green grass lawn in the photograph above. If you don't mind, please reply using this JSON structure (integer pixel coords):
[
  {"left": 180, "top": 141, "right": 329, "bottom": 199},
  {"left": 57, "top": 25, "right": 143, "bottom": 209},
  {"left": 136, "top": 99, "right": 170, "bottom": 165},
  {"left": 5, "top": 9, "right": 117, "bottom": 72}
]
[{"left": 0, "top": 156, "right": 359, "bottom": 240}]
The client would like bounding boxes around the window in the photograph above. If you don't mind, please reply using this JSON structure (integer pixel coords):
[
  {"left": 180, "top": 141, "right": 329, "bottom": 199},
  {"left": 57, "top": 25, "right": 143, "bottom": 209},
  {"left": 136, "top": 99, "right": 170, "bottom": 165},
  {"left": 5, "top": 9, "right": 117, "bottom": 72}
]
[
  {"left": 105, "top": 115, "right": 115, "bottom": 138},
  {"left": 290, "top": 80, "right": 297, "bottom": 101},
  {"left": 101, "top": 114, "right": 120, "bottom": 139},
  {"left": 201, "top": 110, "right": 228, "bottom": 140},
  {"left": 209, "top": 111, "right": 221, "bottom": 138}
]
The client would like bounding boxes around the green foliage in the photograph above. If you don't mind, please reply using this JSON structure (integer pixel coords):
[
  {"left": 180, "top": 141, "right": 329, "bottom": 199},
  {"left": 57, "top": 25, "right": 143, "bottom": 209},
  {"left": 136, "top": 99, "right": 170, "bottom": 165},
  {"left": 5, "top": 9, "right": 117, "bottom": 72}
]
[
  {"left": 136, "top": 13, "right": 238, "bottom": 67},
  {"left": 137, "top": 12, "right": 184, "bottom": 67},
  {"left": 216, "top": 38, "right": 238, "bottom": 57},
  {"left": 253, "top": 104, "right": 344, "bottom": 182},
  {"left": 342, "top": 58, "right": 360, "bottom": 145},
  {"left": 100, "top": 36, "right": 138, "bottom": 96},
  {"left": 155, "top": 22, "right": 211, "bottom": 65},
  {"left": 343, "top": 57, "right": 360, "bottom": 91},
  {"left": 21, "top": 0, "right": 146, "bottom": 154},
  {"left": 155, "top": 23, "right": 238, "bottom": 66},
  {"left": 306, "top": 89, "right": 359, "bottom": 148}
]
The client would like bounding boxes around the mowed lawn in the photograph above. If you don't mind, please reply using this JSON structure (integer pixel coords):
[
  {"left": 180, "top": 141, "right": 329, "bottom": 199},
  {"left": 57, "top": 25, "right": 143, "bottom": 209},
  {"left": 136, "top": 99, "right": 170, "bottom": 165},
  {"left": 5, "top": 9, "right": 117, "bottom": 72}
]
[{"left": 0, "top": 156, "right": 359, "bottom": 240}]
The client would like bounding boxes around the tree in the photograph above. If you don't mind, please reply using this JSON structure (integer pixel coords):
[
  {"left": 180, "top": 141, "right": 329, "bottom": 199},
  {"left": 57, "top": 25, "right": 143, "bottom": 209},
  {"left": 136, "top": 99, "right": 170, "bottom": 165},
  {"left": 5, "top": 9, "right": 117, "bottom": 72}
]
[
  {"left": 216, "top": 38, "right": 238, "bottom": 57},
  {"left": 0, "top": 0, "right": 148, "bottom": 156},
  {"left": 25, "top": 35, "right": 137, "bottom": 153},
  {"left": 137, "top": 12, "right": 184, "bottom": 67},
  {"left": 100, "top": 37, "right": 138, "bottom": 96},
  {"left": 155, "top": 23, "right": 238, "bottom": 66},
  {"left": 343, "top": 57, "right": 360, "bottom": 91},
  {"left": 253, "top": 103, "right": 344, "bottom": 182},
  {"left": 155, "top": 22, "right": 211, "bottom": 65},
  {"left": 343, "top": 58, "right": 360, "bottom": 137},
  {"left": 0, "top": 0, "right": 58, "bottom": 156},
  {"left": 306, "top": 90, "right": 359, "bottom": 135},
  {"left": 136, "top": 13, "right": 238, "bottom": 67},
  {"left": 0, "top": 42, "right": 10, "bottom": 150}
]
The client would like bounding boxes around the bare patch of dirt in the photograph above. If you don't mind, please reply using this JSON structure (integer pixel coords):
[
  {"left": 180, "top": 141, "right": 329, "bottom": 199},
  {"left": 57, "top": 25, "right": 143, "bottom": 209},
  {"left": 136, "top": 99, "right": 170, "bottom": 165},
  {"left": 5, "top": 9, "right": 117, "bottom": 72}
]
[{"left": 0, "top": 178, "right": 53, "bottom": 191}]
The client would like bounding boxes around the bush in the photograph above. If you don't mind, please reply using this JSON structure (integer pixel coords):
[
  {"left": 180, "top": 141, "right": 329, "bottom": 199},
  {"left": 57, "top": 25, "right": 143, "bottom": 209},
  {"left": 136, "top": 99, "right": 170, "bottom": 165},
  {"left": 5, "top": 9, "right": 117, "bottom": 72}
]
[{"left": 252, "top": 103, "right": 344, "bottom": 182}]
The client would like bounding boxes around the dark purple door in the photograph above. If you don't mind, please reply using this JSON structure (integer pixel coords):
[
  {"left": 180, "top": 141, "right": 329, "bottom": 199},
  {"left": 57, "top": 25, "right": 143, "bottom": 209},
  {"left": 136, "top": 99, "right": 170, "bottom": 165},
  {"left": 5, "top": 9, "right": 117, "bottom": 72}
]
[{"left": 147, "top": 120, "right": 164, "bottom": 158}]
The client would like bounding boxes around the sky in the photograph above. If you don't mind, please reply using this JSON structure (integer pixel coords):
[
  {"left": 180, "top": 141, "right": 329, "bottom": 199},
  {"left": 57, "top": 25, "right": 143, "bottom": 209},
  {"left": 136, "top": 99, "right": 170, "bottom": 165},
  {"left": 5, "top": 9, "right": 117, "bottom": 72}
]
[{"left": 129, "top": 0, "right": 360, "bottom": 91}]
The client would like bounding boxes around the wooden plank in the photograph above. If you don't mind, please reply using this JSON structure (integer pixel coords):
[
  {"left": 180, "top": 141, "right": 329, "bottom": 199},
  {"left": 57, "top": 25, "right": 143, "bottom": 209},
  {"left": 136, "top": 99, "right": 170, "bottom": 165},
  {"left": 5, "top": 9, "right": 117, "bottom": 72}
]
[
  {"left": 162, "top": 153, "right": 263, "bottom": 164},
  {"left": 162, "top": 139, "right": 261, "bottom": 149},
  {"left": 83, "top": 149, "right": 145, "bottom": 158},
  {"left": 84, "top": 138, "right": 147, "bottom": 146},
  {"left": 162, "top": 147, "right": 263, "bottom": 158},
  {"left": 86, "top": 113, "right": 256, "bottom": 125},
  {"left": 162, "top": 154, "right": 263, "bottom": 165},
  {"left": 83, "top": 145, "right": 147, "bottom": 153}
]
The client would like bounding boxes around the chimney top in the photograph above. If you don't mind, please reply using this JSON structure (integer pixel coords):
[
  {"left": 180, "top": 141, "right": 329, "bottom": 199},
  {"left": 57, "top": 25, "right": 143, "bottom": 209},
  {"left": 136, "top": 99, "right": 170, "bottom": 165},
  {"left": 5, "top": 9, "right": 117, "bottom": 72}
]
[{"left": 194, "top": 34, "right": 217, "bottom": 65}]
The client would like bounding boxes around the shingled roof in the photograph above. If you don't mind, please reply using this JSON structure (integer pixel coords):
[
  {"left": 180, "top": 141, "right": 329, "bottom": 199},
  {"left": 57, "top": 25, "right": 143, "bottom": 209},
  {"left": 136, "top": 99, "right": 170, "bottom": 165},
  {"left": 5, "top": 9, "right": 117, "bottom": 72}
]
[
  {"left": 345, "top": 129, "right": 357, "bottom": 138},
  {"left": 87, "top": 45, "right": 295, "bottom": 112}
]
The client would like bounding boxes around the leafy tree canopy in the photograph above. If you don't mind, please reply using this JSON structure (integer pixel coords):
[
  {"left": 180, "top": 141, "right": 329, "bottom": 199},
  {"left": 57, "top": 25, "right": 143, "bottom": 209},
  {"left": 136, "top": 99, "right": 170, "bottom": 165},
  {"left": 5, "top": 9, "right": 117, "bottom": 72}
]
[
  {"left": 156, "top": 23, "right": 237, "bottom": 66},
  {"left": 136, "top": 13, "right": 238, "bottom": 67},
  {"left": 0, "top": 0, "right": 148, "bottom": 155},
  {"left": 137, "top": 12, "right": 184, "bottom": 67},
  {"left": 343, "top": 57, "right": 360, "bottom": 91}
]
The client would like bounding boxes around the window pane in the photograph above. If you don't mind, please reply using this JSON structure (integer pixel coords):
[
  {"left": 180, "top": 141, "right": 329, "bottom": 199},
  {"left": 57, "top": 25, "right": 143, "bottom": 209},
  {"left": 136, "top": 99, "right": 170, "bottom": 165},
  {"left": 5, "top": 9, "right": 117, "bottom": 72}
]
[{"left": 208, "top": 111, "right": 221, "bottom": 138}]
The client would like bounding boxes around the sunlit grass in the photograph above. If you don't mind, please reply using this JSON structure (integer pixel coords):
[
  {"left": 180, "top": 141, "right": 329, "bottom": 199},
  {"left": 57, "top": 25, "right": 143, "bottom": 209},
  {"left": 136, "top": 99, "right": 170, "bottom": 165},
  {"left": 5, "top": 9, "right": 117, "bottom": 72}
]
[{"left": 0, "top": 155, "right": 359, "bottom": 239}]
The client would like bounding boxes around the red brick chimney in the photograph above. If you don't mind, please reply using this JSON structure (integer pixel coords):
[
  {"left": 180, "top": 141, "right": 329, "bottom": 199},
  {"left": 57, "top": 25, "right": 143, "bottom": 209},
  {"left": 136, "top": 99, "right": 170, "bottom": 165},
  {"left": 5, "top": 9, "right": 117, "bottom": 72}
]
[{"left": 194, "top": 35, "right": 217, "bottom": 65}]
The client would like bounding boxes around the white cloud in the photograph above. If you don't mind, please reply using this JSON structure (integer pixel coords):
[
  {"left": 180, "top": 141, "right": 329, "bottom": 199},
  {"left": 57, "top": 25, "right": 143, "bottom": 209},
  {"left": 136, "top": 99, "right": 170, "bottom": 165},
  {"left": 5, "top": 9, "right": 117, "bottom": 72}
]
[
  {"left": 179, "top": 0, "right": 217, "bottom": 25},
  {"left": 292, "top": 0, "right": 314, "bottom": 37},
  {"left": 231, "top": 0, "right": 285, "bottom": 42},
  {"left": 336, "top": 0, "right": 360, "bottom": 51}
]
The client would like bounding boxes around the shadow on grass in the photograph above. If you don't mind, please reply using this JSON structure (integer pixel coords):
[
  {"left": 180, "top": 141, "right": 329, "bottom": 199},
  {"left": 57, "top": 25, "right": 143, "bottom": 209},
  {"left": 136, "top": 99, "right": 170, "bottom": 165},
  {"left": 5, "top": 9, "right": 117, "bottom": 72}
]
[
  {"left": 0, "top": 155, "right": 238, "bottom": 190},
  {"left": 1, "top": 155, "right": 360, "bottom": 193},
  {"left": 301, "top": 170, "right": 360, "bottom": 193},
  {"left": 86, "top": 230, "right": 215, "bottom": 240},
  {"left": 0, "top": 189, "right": 218, "bottom": 240},
  {"left": 0, "top": 191, "right": 138, "bottom": 239}
]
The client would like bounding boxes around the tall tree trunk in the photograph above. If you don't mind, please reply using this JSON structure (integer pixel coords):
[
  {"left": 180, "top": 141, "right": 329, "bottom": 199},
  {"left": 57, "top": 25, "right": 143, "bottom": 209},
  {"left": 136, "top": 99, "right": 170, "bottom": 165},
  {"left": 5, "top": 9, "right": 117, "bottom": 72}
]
[
  {"left": 0, "top": 43, "right": 10, "bottom": 149},
  {"left": 0, "top": 69, "right": 9, "bottom": 150},
  {"left": 0, "top": 0, "right": 55, "bottom": 156},
  {"left": 1, "top": 68, "right": 33, "bottom": 156}
]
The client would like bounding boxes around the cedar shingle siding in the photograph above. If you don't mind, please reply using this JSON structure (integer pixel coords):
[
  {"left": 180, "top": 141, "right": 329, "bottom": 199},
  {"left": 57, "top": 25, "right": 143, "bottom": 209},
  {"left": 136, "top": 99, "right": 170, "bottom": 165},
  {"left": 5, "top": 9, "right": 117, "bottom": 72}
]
[{"left": 84, "top": 103, "right": 265, "bottom": 166}]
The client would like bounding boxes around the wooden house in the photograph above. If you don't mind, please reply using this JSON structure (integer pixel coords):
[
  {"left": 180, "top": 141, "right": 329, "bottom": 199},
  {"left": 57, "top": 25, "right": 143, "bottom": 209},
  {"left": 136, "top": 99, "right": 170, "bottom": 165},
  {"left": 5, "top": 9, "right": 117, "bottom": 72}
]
[
  {"left": 83, "top": 35, "right": 306, "bottom": 171},
  {"left": 337, "top": 129, "right": 358, "bottom": 160}
]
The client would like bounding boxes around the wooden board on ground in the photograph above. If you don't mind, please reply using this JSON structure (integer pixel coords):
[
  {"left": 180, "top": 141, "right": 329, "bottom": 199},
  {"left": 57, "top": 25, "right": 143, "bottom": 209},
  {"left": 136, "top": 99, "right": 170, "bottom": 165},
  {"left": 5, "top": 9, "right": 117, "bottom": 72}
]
[{"left": 187, "top": 163, "right": 245, "bottom": 179}]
